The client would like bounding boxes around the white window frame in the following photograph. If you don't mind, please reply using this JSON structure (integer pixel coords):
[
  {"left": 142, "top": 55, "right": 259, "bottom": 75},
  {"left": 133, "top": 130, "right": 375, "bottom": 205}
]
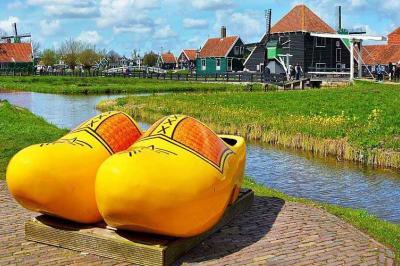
[
  {"left": 216, "top": 58, "right": 221, "bottom": 71},
  {"left": 279, "top": 36, "right": 291, "bottom": 49},
  {"left": 227, "top": 58, "right": 233, "bottom": 71},
  {"left": 201, "top": 59, "right": 206, "bottom": 71},
  {"left": 315, "top": 37, "right": 326, "bottom": 48},
  {"left": 316, "top": 63, "right": 327, "bottom": 71},
  {"left": 234, "top": 46, "right": 240, "bottom": 56},
  {"left": 336, "top": 48, "right": 342, "bottom": 62}
]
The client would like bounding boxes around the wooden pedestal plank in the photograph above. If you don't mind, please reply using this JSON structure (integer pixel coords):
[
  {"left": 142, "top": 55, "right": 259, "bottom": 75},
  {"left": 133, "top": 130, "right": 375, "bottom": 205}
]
[{"left": 25, "top": 189, "right": 254, "bottom": 266}]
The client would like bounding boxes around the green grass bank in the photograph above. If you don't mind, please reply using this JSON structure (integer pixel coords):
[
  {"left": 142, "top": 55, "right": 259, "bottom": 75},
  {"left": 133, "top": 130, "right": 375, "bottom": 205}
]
[
  {"left": 0, "top": 76, "right": 245, "bottom": 94},
  {"left": 0, "top": 100, "right": 398, "bottom": 263},
  {"left": 0, "top": 101, "right": 66, "bottom": 178},
  {"left": 98, "top": 81, "right": 400, "bottom": 169}
]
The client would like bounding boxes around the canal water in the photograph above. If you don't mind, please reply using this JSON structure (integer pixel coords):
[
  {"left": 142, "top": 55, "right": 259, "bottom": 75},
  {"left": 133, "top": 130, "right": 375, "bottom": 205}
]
[{"left": 1, "top": 91, "right": 400, "bottom": 224}]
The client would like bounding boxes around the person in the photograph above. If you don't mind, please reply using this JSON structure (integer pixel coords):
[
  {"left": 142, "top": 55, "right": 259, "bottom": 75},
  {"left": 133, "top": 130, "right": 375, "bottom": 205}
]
[
  {"left": 295, "top": 63, "right": 303, "bottom": 80},
  {"left": 289, "top": 65, "right": 295, "bottom": 80},
  {"left": 395, "top": 63, "right": 400, "bottom": 82},
  {"left": 389, "top": 62, "right": 393, "bottom": 81}
]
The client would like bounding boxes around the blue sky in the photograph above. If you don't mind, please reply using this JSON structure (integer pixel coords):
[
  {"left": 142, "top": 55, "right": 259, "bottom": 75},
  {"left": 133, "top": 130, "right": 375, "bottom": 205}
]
[{"left": 0, "top": 0, "right": 398, "bottom": 57}]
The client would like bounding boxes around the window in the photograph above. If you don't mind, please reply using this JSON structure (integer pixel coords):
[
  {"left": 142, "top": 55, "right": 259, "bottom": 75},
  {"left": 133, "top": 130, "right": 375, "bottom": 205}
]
[
  {"left": 201, "top": 59, "right": 206, "bottom": 71},
  {"left": 336, "top": 63, "right": 342, "bottom": 71},
  {"left": 279, "top": 36, "right": 290, "bottom": 49},
  {"left": 316, "top": 63, "right": 326, "bottom": 71},
  {"left": 216, "top": 58, "right": 221, "bottom": 71},
  {"left": 336, "top": 48, "right": 342, "bottom": 62},
  {"left": 234, "top": 46, "right": 240, "bottom": 56},
  {"left": 315, "top": 37, "right": 326, "bottom": 48},
  {"left": 227, "top": 58, "right": 233, "bottom": 71}
]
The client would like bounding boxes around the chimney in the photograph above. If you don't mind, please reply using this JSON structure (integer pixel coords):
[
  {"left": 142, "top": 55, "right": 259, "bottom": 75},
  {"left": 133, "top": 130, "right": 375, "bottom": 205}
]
[
  {"left": 221, "top": 26, "right": 227, "bottom": 38},
  {"left": 336, "top": 6, "right": 342, "bottom": 31}
]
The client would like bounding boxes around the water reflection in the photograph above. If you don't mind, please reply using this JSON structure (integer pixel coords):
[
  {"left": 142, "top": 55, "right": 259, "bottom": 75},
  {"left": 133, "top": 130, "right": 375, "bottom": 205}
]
[{"left": 1, "top": 91, "right": 399, "bottom": 223}]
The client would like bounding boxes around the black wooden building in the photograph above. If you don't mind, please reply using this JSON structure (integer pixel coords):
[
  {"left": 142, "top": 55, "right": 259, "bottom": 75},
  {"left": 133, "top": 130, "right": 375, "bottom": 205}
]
[{"left": 244, "top": 5, "right": 351, "bottom": 75}]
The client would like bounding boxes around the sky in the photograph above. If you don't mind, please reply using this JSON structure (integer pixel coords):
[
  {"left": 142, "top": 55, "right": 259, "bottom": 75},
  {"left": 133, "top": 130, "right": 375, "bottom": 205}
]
[{"left": 0, "top": 0, "right": 399, "bottom": 57}]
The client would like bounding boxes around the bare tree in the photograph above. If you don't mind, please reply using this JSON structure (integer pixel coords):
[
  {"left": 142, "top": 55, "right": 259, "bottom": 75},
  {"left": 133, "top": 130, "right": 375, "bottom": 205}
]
[
  {"left": 59, "top": 38, "right": 84, "bottom": 70},
  {"left": 32, "top": 41, "right": 41, "bottom": 57}
]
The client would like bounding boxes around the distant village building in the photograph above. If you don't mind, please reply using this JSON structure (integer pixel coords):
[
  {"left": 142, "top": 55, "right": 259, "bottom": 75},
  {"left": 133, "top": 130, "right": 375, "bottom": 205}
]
[
  {"left": 362, "top": 28, "right": 400, "bottom": 67},
  {"left": 196, "top": 26, "right": 245, "bottom": 75},
  {"left": 244, "top": 5, "right": 351, "bottom": 74},
  {"left": 178, "top": 49, "right": 197, "bottom": 70},
  {"left": 0, "top": 43, "right": 33, "bottom": 69},
  {"left": 158, "top": 52, "right": 177, "bottom": 70}
]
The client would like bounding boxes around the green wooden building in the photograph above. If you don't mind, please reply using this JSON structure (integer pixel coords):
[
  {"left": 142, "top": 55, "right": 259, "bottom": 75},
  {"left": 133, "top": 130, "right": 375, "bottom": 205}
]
[{"left": 196, "top": 27, "right": 245, "bottom": 75}]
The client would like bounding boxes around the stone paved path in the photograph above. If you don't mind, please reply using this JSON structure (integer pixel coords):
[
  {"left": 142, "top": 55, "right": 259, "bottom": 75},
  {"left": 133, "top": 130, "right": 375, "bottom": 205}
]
[{"left": 0, "top": 180, "right": 395, "bottom": 266}]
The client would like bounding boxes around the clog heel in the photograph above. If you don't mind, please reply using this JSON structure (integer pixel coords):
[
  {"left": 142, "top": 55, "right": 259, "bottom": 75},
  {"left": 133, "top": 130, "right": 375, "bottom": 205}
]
[
  {"left": 96, "top": 115, "right": 246, "bottom": 237},
  {"left": 6, "top": 111, "right": 142, "bottom": 224}
]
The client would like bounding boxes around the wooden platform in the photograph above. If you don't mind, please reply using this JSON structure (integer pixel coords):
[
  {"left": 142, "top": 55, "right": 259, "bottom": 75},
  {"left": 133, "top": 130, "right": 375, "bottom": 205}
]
[{"left": 25, "top": 189, "right": 254, "bottom": 266}]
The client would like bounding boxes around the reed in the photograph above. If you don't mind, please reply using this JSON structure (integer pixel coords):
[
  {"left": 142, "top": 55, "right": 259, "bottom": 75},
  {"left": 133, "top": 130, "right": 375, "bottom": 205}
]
[{"left": 97, "top": 81, "right": 400, "bottom": 169}]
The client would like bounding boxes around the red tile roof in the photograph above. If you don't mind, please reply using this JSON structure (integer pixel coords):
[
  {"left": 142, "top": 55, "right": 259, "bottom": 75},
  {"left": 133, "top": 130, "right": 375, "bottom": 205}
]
[
  {"left": 271, "top": 5, "right": 336, "bottom": 34},
  {"left": 199, "top": 36, "right": 239, "bottom": 57},
  {"left": 161, "top": 53, "right": 177, "bottom": 64},
  {"left": 362, "top": 44, "right": 400, "bottom": 65},
  {"left": 0, "top": 43, "right": 32, "bottom": 63},
  {"left": 182, "top": 49, "right": 197, "bottom": 61},
  {"left": 388, "top": 27, "right": 400, "bottom": 45}
]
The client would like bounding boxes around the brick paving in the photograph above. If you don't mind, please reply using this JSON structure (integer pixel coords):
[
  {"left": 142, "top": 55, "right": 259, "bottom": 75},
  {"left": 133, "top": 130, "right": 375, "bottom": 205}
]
[{"left": 0, "top": 180, "right": 395, "bottom": 266}]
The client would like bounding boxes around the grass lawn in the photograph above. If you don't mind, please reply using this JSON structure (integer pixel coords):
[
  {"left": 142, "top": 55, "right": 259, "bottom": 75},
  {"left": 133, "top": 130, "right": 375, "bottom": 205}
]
[
  {"left": 1, "top": 100, "right": 398, "bottom": 262},
  {"left": 97, "top": 80, "right": 400, "bottom": 168},
  {"left": 0, "top": 100, "right": 67, "bottom": 178},
  {"left": 0, "top": 76, "right": 244, "bottom": 94}
]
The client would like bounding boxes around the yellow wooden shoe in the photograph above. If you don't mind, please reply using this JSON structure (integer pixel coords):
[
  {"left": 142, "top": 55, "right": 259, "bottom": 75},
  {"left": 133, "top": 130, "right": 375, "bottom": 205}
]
[
  {"left": 96, "top": 115, "right": 246, "bottom": 237},
  {"left": 6, "top": 111, "right": 142, "bottom": 224}
]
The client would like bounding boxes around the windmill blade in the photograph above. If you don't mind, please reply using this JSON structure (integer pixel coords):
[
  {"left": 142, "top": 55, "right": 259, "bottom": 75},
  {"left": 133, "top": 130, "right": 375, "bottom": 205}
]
[
  {"left": 13, "top": 23, "right": 18, "bottom": 37},
  {"left": 18, "top": 33, "right": 31, "bottom": 38}
]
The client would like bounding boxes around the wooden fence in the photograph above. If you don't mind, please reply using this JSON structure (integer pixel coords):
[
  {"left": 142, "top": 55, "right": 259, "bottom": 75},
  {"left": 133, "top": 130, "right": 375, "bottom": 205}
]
[{"left": 0, "top": 68, "right": 288, "bottom": 84}]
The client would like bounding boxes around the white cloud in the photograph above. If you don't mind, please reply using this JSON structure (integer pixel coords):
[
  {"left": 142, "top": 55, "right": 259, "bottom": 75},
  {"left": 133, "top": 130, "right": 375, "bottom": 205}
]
[
  {"left": 183, "top": 18, "right": 208, "bottom": 29},
  {"left": 97, "top": 0, "right": 158, "bottom": 27},
  {"left": 27, "top": 0, "right": 98, "bottom": 18},
  {"left": 213, "top": 10, "right": 264, "bottom": 43},
  {"left": 0, "top": 17, "right": 20, "bottom": 35},
  {"left": 154, "top": 25, "right": 177, "bottom": 39},
  {"left": 77, "top": 30, "right": 102, "bottom": 45},
  {"left": 192, "top": 0, "right": 233, "bottom": 10},
  {"left": 7, "top": 1, "right": 24, "bottom": 9},
  {"left": 39, "top": 20, "right": 61, "bottom": 36}
]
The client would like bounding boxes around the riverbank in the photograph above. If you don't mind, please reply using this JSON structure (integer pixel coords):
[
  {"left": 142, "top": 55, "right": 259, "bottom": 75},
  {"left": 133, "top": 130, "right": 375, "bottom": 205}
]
[
  {"left": 0, "top": 76, "right": 245, "bottom": 94},
  {"left": 97, "top": 81, "right": 400, "bottom": 169},
  {"left": 0, "top": 100, "right": 66, "bottom": 178},
  {"left": 1, "top": 100, "right": 397, "bottom": 263}
]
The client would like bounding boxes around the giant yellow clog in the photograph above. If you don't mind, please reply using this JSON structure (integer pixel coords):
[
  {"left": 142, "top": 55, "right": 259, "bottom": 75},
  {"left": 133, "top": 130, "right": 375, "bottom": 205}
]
[
  {"left": 6, "top": 111, "right": 142, "bottom": 224},
  {"left": 96, "top": 115, "right": 246, "bottom": 237}
]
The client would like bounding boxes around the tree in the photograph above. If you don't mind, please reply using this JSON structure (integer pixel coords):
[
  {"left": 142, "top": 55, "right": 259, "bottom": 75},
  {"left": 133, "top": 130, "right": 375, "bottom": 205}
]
[
  {"left": 41, "top": 49, "right": 58, "bottom": 66},
  {"left": 79, "top": 48, "right": 100, "bottom": 70},
  {"left": 58, "top": 38, "right": 84, "bottom": 70},
  {"left": 32, "top": 41, "right": 41, "bottom": 57},
  {"left": 143, "top": 51, "right": 158, "bottom": 67}
]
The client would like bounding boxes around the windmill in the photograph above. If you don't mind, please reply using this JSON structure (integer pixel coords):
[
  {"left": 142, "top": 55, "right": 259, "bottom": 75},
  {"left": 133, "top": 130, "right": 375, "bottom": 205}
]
[{"left": 1, "top": 23, "right": 31, "bottom": 43}]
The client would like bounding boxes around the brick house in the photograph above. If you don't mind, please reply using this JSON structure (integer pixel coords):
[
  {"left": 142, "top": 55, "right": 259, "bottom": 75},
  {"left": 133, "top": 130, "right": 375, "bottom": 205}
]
[{"left": 362, "top": 28, "right": 400, "bottom": 66}]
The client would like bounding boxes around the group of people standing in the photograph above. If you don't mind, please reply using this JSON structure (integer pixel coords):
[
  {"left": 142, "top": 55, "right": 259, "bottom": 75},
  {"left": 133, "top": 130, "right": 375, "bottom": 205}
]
[
  {"left": 375, "top": 62, "right": 400, "bottom": 82},
  {"left": 289, "top": 63, "right": 303, "bottom": 81}
]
